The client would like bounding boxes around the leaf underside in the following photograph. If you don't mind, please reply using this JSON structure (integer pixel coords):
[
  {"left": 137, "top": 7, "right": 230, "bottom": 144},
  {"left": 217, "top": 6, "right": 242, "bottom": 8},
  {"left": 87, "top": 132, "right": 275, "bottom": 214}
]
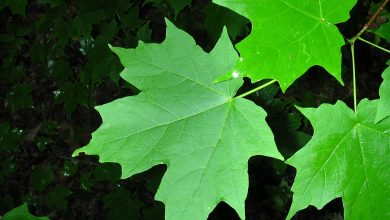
[
  {"left": 73, "top": 20, "right": 283, "bottom": 220},
  {"left": 214, "top": 0, "right": 357, "bottom": 91}
]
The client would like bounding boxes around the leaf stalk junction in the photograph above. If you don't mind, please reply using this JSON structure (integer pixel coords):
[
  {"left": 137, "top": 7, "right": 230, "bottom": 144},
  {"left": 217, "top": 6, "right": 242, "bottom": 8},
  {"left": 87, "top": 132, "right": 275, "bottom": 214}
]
[{"left": 348, "top": 0, "right": 389, "bottom": 113}]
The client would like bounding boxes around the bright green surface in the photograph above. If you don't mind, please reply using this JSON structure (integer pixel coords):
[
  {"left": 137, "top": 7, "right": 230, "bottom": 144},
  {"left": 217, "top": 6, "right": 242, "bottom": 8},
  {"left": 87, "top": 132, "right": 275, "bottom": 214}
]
[
  {"left": 376, "top": 67, "right": 390, "bottom": 122},
  {"left": 73, "top": 20, "right": 283, "bottom": 220},
  {"left": 3, "top": 203, "right": 49, "bottom": 220},
  {"left": 286, "top": 99, "right": 390, "bottom": 220},
  {"left": 214, "top": 0, "right": 357, "bottom": 91}
]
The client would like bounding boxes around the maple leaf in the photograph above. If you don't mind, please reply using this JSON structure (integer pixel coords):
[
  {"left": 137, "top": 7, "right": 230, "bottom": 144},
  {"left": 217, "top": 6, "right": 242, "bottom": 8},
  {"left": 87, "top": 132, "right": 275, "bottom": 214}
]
[
  {"left": 214, "top": 0, "right": 357, "bottom": 91},
  {"left": 3, "top": 203, "right": 49, "bottom": 220},
  {"left": 375, "top": 15, "right": 390, "bottom": 42},
  {"left": 73, "top": 20, "right": 283, "bottom": 220},
  {"left": 376, "top": 67, "right": 390, "bottom": 123},
  {"left": 286, "top": 67, "right": 390, "bottom": 220}
]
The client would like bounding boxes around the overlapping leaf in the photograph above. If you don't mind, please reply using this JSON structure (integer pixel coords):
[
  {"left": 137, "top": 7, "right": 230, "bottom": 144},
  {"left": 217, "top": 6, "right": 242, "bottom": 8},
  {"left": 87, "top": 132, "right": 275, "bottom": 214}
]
[
  {"left": 73, "top": 20, "right": 283, "bottom": 220},
  {"left": 3, "top": 203, "right": 49, "bottom": 220},
  {"left": 214, "top": 0, "right": 357, "bottom": 91},
  {"left": 286, "top": 68, "right": 390, "bottom": 219},
  {"left": 375, "top": 15, "right": 390, "bottom": 42},
  {"left": 376, "top": 67, "right": 390, "bottom": 122}
]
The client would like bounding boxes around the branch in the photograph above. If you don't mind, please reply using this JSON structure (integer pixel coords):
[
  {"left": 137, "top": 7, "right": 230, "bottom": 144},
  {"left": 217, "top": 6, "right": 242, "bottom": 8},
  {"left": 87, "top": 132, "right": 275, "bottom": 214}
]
[{"left": 350, "top": 0, "right": 389, "bottom": 43}]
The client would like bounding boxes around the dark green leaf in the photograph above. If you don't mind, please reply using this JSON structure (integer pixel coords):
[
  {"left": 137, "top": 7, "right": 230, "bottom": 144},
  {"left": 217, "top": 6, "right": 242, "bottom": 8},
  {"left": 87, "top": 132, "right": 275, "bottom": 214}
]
[
  {"left": 55, "top": 82, "right": 89, "bottom": 114},
  {"left": 37, "top": 0, "right": 61, "bottom": 8},
  {"left": 0, "top": 0, "right": 28, "bottom": 15},
  {"left": 103, "top": 188, "right": 142, "bottom": 220},
  {"left": 44, "top": 186, "right": 72, "bottom": 210},
  {"left": 92, "top": 163, "right": 121, "bottom": 183},
  {"left": 0, "top": 123, "right": 22, "bottom": 151},
  {"left": 29, "top": 165, "right": 54, "bottom": 192},
  {"left": 62, "top": 161, "right": 78, "bottom": 177},
  {"left": 6, "top": 84, "right": 33, "bottom": 112}
]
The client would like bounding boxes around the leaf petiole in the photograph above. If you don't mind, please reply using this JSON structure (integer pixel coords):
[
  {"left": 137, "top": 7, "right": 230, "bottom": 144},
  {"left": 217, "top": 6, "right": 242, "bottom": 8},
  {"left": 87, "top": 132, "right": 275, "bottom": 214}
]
[
  {"left": 357, "top": 37, "right": 390, "bottom": 54},
  {"left": 235, "top": 79, "right": 277, "bottom": 99},
  {"left": 347, "top": 0, "right": 389, "bottom": 114},
  {"left": 351, "top": 43, "right": 357, "bottom": 113}
]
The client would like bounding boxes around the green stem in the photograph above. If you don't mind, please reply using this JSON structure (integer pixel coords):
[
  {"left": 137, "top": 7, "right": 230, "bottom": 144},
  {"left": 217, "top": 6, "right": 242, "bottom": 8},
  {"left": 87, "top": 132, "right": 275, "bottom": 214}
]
[
  {"left": 116, "top": 12, "right": 129, "bottom": 39},
  {"left": 347, "top": 0, "right": 390, "bottom": 114},
  {"left": 236, "top": 79, "right": 277, "bottom": 99},
  {"left": 351, "top": 43, "right": 357, "bottom": 113},
  {"left": 358, "top": 37, "right": 390, "bottom": 54}
]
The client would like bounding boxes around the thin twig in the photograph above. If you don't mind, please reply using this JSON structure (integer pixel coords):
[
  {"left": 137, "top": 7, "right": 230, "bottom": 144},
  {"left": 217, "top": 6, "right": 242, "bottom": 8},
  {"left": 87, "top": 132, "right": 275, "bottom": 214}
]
[
  {"left": 348, "top": 0, "right": 389, "bottom": 114},
  {"left": 350, "top": 0, "right": 389, "bottom": 43}
]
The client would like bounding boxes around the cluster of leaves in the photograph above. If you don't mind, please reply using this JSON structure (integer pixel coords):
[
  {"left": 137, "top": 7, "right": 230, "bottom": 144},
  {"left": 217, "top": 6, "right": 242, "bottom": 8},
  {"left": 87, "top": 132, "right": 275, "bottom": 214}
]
[
  {"left": 73, "top": 1, "right": 390, "bottom": 220},
  {"left": 0, "top": 0, "right": 233, "bottom": 219},
  {"left": 1, "top": 0, "right": 389, "bottom": 220}
]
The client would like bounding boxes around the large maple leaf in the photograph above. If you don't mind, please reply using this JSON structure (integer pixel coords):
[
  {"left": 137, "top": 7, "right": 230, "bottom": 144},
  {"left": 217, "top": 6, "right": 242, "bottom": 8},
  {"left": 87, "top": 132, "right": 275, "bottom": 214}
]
[
  {"left": 286, "top": 68, "right": 390, "bottom": 219},
  {"left": 73, "top": 20, "right": 283, "bottom": 220},
  {"left": 214, "top": 0, "right": 357, "bottom": 91}
]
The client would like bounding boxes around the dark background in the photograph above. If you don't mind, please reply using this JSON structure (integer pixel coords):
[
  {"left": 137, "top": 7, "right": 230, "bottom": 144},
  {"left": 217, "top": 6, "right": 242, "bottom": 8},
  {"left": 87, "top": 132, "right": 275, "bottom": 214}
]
[{"left": 0, "top": 0, "right": 389, "bottom": 219}]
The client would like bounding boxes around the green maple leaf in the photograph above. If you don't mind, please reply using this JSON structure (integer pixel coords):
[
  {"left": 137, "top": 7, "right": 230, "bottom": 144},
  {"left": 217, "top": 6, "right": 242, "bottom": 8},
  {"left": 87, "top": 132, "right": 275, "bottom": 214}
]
[
  {"left": 376, "top": 23, "right": 390, "bottom": 42},
  {"left": 73, "top": 20, "right": 283, "bottom": 219},
  {"left": 286, "top": 68, "right": 390, "bottom": 219},
  {"left": 376, "top": 67, "right": 390, "bottom": 123},
  {"left": 3, "top": 203, "right": 49, "bottom": 220},
  {"left": 375, "top": 15, "right": 390, "bottom": 42},
  {"left": 214, "top": 0, "right": 357, "bottom": 91}
]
